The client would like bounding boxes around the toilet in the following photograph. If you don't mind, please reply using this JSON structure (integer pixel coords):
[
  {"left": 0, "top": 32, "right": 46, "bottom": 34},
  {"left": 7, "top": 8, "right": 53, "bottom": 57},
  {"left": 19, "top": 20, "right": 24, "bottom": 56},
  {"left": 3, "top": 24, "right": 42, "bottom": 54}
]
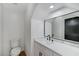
[{"left": 10, "top": 40, "right": 22, "bottom": 56}]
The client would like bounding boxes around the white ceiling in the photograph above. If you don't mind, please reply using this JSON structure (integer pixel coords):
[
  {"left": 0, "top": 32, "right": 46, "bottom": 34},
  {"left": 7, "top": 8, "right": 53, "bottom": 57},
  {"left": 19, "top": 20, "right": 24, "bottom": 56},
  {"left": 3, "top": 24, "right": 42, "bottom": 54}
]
[
  {"left": 32, "top": 3, "right": 79, "bottom": 21},
  {"left": 32, "top": 3, "right": 65, "bottom": 20}
]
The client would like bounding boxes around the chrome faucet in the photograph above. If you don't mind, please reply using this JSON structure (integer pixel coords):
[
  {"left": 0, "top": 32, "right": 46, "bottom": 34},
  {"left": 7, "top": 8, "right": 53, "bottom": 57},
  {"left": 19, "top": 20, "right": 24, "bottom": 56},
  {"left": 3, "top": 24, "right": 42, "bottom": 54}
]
[
  {"left": 45, "top": 34, "right": 54, "bottom": 41},
  {"left": 47, "top": 35, "right": 51, "bottom": 41},
  {"left": 45, "top": 35, "right": 51, "bottom": 41}
]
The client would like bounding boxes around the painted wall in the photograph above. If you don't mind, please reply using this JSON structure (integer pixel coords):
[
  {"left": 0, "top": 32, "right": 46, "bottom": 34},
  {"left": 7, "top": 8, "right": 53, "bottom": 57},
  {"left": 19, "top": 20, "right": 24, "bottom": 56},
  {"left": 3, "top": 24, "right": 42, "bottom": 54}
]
[
  {"left": 24, "top": 4, "right": 36, "bottom": 55},
  {"left": 2, "top": 4, "right": 25, "bottom": 56},
  {"left": 0, "top": 4, "right": 3, "bottom": 56},
  {"left": 31, "top": 19, "right": 44, "bottom": 38},
  {"left": 31, "top": 19, "right": 44, "bottom": 55}
]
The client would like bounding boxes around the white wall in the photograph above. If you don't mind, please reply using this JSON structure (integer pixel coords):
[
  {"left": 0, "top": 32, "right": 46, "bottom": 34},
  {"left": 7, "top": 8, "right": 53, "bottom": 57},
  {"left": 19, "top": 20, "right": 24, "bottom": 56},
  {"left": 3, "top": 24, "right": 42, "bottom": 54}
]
[
  {"left": 2, "top": 4, "right": 25, "bottom": 56},
  {"left": 0, "top": 4, "right": 3, "bottom": 56},
  {"left": 31, "top": 19, "right": 44, "bottom": 38},
  {"left": 24, "top": 4, "right": 36, "bottom": 55},
  {"left": 31, "top": 19, "right": 44, "bottom": 55}
]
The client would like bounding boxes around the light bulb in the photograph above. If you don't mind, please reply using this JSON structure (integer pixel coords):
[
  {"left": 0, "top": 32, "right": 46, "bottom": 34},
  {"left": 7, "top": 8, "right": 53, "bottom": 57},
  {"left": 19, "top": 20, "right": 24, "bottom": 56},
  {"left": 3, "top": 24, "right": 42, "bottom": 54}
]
[{"left": 49, "top": 5, "right": 54, "bottom": 8}]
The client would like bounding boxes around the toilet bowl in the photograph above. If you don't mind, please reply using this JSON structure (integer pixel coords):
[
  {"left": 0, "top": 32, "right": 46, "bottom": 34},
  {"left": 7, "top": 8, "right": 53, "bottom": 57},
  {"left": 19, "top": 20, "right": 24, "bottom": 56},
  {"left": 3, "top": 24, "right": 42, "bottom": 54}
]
[
  {"left": 10, "top": 47, "right": 21, "bottom": 56},
  {"left": 10, "top": 40, "right": 22, "bottom": 56}
]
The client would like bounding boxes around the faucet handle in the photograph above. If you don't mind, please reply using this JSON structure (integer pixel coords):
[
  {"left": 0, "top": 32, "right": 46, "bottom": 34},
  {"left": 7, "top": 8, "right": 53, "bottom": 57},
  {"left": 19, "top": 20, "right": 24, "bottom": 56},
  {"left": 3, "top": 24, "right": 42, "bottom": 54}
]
[
  {"left": 52, "top": 34, "right": 54, "bottom": 38},
  {"left": 51, "top": 39, "right": 53, "bottom": 42},
  {"left": 48, "top": 34, "right": 50, "bottom": 37}
]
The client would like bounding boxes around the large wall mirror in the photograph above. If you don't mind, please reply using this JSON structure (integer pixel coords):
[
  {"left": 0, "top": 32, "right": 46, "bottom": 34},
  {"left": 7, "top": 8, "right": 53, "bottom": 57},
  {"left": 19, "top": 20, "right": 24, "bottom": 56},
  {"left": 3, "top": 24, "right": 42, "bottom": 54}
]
[{"left": 44, "top": 11, "right": 79, "bottom": 43}]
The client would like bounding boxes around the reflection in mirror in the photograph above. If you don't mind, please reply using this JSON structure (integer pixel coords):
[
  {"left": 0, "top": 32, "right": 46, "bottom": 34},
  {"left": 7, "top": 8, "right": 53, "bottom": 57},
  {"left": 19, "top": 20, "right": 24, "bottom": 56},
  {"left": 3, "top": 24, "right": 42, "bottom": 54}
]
[
  {"left": 44, "top": 17, "right": 64, "bottom": 40},
  {"left": 44, "top": 10, "right": 79, "bottom": 43}
]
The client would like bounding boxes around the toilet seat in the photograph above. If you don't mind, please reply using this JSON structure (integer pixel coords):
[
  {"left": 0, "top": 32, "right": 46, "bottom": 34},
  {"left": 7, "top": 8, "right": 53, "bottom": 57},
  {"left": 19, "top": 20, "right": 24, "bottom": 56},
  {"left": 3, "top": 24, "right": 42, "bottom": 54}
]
[{"left": 10, "top": 47, "right": 21, "bottom": 56}]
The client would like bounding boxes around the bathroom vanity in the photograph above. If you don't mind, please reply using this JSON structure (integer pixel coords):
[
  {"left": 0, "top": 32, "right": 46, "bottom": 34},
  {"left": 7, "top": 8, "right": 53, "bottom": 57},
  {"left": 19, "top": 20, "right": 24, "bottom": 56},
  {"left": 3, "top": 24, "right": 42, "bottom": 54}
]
[
  {"left": 34, "top": 38, "right": 61, "bottom": 56},
  {"left": 34, "top": 38, "right": 79, "bottom": 56},
  {"left": 33, "top": 10, "right": 79, "bottom": 56},
  {"left": 34, "top": 39, "right": 61, "bottom": 56}
]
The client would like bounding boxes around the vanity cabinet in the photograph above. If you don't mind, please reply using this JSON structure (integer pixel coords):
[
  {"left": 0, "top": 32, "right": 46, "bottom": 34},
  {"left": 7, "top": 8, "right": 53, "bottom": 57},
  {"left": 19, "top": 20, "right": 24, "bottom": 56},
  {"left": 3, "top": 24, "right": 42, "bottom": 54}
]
[{"left": 34, "top": 41, "right": 61, "bottom": 56}]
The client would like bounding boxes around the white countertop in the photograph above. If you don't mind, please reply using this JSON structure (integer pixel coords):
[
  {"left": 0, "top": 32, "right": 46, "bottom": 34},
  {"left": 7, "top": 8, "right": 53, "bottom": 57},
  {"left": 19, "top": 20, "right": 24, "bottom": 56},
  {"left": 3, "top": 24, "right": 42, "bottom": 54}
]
[{"left": 34, "top": 37, "right": 79, "bottom": 56}]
